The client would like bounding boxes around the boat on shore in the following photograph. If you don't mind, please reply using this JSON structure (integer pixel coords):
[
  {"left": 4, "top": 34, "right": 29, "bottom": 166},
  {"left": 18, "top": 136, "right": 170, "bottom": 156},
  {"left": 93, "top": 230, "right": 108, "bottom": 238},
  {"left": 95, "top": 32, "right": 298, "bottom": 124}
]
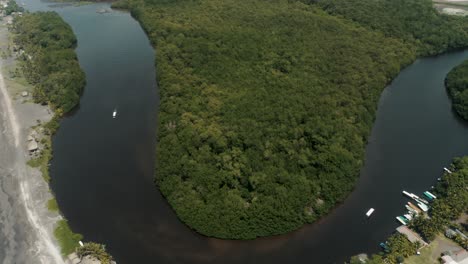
[{"left": 443, "top": 167, "right": 452, "bottom": 174}]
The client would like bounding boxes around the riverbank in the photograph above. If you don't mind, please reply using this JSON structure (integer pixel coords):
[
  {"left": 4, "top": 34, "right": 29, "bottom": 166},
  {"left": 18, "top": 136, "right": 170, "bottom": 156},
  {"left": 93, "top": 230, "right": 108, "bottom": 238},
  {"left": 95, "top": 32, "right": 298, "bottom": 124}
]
[
  {"left": 0, "top": 8, "right": 114, "bottom": 263},
  {"left": 0, "top": 18, "right": 64, "bottom": 263}
]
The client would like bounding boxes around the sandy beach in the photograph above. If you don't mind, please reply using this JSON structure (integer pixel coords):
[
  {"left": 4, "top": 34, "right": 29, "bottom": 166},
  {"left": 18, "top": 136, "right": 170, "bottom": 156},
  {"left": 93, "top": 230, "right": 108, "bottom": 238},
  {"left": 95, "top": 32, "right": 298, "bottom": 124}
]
[{"left": 0, "top": 20, "right": 65, "bottom": 264}]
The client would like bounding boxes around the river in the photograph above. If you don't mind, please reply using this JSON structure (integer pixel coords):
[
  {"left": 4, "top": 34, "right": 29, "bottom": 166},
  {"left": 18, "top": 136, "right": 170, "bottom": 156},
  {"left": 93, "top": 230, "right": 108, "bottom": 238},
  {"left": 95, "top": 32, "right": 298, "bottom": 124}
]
[{"left": 18, "top": 1, "right": 468, "bottom": 263}]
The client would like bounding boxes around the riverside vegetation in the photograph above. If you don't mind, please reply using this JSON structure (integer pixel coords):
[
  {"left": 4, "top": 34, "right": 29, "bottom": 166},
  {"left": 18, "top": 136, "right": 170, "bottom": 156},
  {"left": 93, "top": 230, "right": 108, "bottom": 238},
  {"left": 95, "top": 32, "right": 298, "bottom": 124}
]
[
  {"left": 10, "top": 10, "right": 115, "bottom": 262},
  {"left": 445, "top": 60, "right": 468, "bottom": 120},
  {"left": 10, "top": 11, "right": 85, "bottom": 255},
  {"left": 112, "top": 0, "right": 468, "bottom": 239}
]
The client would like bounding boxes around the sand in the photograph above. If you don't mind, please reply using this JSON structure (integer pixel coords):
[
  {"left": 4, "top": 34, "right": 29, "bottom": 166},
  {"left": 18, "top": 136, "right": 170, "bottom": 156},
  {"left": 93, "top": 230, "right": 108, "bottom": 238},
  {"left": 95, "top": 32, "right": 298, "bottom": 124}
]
[{"left": 0, "top": 19, "right": 65, "bottom": 264}]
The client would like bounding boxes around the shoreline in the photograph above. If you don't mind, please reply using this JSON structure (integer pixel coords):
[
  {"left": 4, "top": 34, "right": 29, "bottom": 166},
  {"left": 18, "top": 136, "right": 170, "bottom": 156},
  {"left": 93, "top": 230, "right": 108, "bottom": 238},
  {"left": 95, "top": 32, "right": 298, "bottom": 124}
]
[{"left": 0, "top": 19, "right": 65, "bottom": 264}]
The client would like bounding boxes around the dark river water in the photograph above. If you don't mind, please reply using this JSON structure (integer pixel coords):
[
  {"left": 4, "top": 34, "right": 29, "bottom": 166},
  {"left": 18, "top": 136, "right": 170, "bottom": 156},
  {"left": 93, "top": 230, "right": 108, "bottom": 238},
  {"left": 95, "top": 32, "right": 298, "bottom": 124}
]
[{"left": 21, "top": 1, "right": 468, "bottom": 263}]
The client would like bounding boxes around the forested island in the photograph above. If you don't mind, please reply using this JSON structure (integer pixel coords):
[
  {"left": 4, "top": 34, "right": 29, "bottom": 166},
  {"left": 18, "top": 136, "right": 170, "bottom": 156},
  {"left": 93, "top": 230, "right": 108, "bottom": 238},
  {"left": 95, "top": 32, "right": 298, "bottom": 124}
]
[
  {"left": 112, "top": 0, "right": 468, "bottom": 239},
  {"left": 445, "top": 60, "right": 468, "bottom": 120}
]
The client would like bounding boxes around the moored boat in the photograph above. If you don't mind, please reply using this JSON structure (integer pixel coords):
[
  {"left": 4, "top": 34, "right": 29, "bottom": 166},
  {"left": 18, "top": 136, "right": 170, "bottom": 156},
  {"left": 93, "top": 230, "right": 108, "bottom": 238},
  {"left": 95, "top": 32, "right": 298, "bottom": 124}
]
[
  {"left": 417, "top": 202, "right": 429, "bottom": 212},
  {"left": 424, "top": 191, "right": 437, "bottom": 199},
  {"left": 408, "top": 202, "right": 422, "bottom": 213},
  {"left": 396, "top": 216, "right": 407, "bottom": 225},
  {"left": 415, "top": 197, "right": 429, "bottom": 205},
  {"left": 403, "top": 214, "right": 412, "bottom": 221},
  {"left": 405, "top": 205, "right": 419, "bottom": 215},
  {"left": 423, "top": 192, "right": 434, "bottom": 200},
  {"left": 403, "top": 191, "right": 417, "bottom": 199},
  {"left": 380, "top": 242, "right": 390, "bottom": 252}
]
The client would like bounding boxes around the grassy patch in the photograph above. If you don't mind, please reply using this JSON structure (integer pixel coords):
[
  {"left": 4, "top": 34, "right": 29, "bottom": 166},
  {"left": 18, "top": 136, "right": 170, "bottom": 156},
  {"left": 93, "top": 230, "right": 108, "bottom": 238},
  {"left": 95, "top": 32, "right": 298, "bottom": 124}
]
[
  {"left": 47, "top": 198, "right": 59, "bottom": 212},
  {"left": 54, "top": 220, "right": 83, "bottom": 256},
  {"left": 405, "top": 241, "right": 439, "bottom": 264},
  {"left": 26, "top": 132, "right": 52, "bottom": 182}
]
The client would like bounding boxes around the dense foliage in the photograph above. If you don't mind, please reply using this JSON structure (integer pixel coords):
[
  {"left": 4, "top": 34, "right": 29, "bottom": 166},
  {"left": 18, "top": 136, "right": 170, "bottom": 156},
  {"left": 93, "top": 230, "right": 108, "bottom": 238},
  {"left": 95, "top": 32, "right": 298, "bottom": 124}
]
[
  {"left": 350, "top": 233, "right": 419, "bottom": 264},
  {"left": 77, "top": 242, "right": 114, "bottom": 264},
  {"left": 410, "top": 157, "right": 468, "bottom": 242},
  {"left": 10, "top": 11, "right": 87, "bottom": 255},
  {"left": 312, "top": 0, "right": 468, "bottom": 56},
  {"left": 2, "top": 0, "right": 24, "bottom": 15},
  {"left": 116, "top": 0, "right": 468, "bottom": 239},
  {"left": 12, "top": 12, "right": 85, "bottom": 113},
  {"left": 446, "top": 60, "right": 468, "bottom": 120}
]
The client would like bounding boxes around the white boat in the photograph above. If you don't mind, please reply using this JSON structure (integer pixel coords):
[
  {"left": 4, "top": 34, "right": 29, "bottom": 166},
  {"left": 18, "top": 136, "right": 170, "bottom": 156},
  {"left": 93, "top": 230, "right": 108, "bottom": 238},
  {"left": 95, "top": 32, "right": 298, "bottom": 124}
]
[
  {"left": 404, "top": 214, "right": 413, "bottom": 220},
  {"left": 415, "top": 197, "right": 429, "bottom": 205},
  {"left": 417, "top": 202, "right": 429, "bottom": 212},
  {"left": 112, "top": 109, "right": 117, "bottom": 118},
  {"left": 366, "top": 208, "right": 375, "bottom": 217},
  {"left": 403, "top": 191, "right": 418, "bottom": 199},
  {"left": 443, "top": 167, "right": 452, "bottom": 174},
  {"left": 406, "top": 205, "right": 418, "bottom": 214}
]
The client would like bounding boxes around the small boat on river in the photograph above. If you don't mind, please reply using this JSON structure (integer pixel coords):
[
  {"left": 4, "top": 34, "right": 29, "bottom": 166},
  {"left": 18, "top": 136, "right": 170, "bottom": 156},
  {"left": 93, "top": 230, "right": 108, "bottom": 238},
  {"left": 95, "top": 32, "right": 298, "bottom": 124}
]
[
  {"left": 444, "top": 167, "right": 452, "bottom": 174},
  {"left": 113, "top": 109, "right": 117, "bottom": 118},
  {"left": 366, "top": 208, "right": 375, "bottom": 217}
]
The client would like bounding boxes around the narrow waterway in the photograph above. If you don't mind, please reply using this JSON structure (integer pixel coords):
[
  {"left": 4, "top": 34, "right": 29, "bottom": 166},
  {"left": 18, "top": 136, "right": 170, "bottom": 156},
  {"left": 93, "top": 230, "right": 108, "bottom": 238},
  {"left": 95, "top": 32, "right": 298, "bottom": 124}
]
[{"left": 20, "top": 1, "right": 468, "bottom": 263}]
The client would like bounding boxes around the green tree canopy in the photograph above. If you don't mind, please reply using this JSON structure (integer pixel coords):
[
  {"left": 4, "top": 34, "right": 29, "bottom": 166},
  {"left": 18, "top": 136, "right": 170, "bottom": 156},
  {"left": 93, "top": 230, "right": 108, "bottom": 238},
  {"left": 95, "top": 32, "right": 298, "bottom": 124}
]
[
  {"left": 114, "top": 0, "right": 468, "bottom": 239},
  {"left": 446, "top": 60, "right": 468, "bottom": 120}
]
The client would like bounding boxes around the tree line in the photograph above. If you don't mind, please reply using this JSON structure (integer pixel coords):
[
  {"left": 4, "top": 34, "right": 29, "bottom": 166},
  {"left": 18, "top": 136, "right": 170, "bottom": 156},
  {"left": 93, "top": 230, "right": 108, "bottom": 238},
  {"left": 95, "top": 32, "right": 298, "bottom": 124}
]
[
  {"left": 12, "top": 11, "right": 85, "bottom": 114},
  {"left": 446, "top": 60, "right": 468, "bottom": 120}
]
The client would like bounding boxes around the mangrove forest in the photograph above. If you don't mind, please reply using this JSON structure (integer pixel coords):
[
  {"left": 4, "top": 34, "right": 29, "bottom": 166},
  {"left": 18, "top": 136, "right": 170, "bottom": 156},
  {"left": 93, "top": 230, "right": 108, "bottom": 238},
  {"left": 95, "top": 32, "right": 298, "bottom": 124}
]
[
  {"left": 113, "top": 0, "right": 468, "bottom": 239},
  {"left": 446, "top": 60, "right": 468, "bottom": 120}
]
